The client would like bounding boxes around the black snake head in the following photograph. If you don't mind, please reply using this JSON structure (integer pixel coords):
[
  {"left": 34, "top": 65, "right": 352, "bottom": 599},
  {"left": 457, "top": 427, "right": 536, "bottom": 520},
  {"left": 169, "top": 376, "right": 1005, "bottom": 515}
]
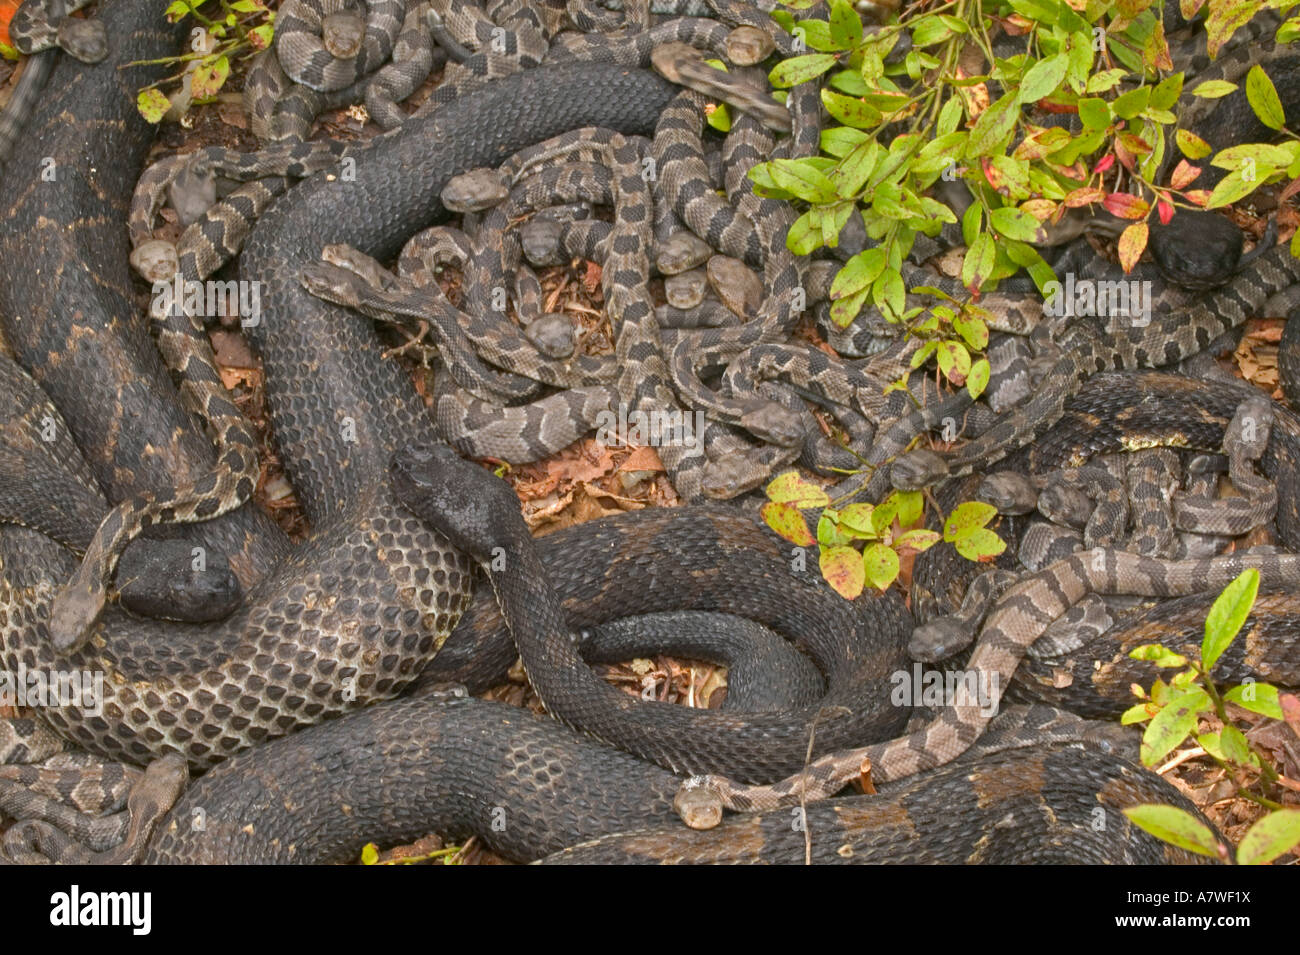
[{"left": 389, "top": 444, "right": 523, "bottom": 563}]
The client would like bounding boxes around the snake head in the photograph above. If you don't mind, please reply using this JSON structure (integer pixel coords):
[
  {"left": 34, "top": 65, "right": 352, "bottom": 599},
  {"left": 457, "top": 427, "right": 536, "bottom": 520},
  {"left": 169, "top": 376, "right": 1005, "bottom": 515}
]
[
  {"left": 57, "top": 17, "right": 108, "bottom": 64},
  {"left": 441, "top": 168, "right": 509, "bottom": 213},
  {"left": 908, "top": 617, "right": 972, "bottom": 663},
  {"left": 320, "top": 244, "right": 401, "bottom": 292},
  {"left": 739, "top": 401, "right": 805, "bottom": 448},
  {"left": 889, "top": 448, "right": 949, "bottom": 491},
  {"left": 977, "top": 471, "right": 1039, "bottom": 515},
  {"left": 389, "top": 444, "right": 523, "bottom": 563},
  {"left": 299, "top": 262, "right": 367, "bottom": 309}
]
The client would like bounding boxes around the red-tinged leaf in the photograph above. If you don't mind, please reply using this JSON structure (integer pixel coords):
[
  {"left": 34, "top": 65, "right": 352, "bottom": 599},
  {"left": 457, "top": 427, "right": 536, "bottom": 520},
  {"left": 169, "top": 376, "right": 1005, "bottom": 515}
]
[
  {"left": 1204, "top": 0, "right": 1265, "bottom": 59},
  {"left": 1118, "top": 222, "right": 1148, "bottom": 273},
  {"left": 1157, "top": 199, "right": 1174, "bottom": 225},
  {"left": 820, "top": 546, "right": 865, "bottom": 600},
  {"left": 765, "top": 471, "right": 830, "bottom": 508},
  {"left": 1184, "top": 189, "right": 1212, "bottom": 206},
  {"left": 1064, "top": 186, "right": 1106, "bottom": 208},
  {"left": 191, "top": 54, "right": 230, "bottom": 100},
  {"left": 1117, "top": 132, "right": 1153, "bottom": 157},
  {"left": 1102, "top": 192, "right": 1149, "bottom": 219},
  {"left": 1114, "top": 136, "right": 1137, "bottom": 172},
  {"left": 1093, "top": 153, "right": 1115, "bottom": 175},
  {"left": 1281, "top": 692, "right": 1300, "bottom": 740},
  {"left": 1020, "top": 198, "right": 1058, "bottom": 221},
  {"left": 761, "top": 501, "right": 816, "bottom": 547},
  {"left": 1170, "top": 158, "right": 1201, "bottom": 189}
]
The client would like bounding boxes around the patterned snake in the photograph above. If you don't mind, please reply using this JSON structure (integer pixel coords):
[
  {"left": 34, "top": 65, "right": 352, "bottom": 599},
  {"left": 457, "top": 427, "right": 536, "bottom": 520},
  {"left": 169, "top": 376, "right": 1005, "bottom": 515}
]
[{"left": 1, "top": 0, "right": 1297, "bottom": 863}]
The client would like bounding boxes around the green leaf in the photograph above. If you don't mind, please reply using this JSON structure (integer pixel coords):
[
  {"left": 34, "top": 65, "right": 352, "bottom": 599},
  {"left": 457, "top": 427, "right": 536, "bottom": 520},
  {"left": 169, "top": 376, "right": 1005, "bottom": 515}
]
[
  {"left": 830, "top": 286, "right": 869, "bottom": 327},
  {"left": 1245, "top": 64, "right": 1286, "bottom": 131},
  {"left": 961, "top": 233, "right": 996, "bottom": 291},
  {"left": 944, "top": 501, "right": 997, "bottom": 539},
  {"left": 951, "top": 527, "right": 1006, "bottom": 561},
  {"left": 1018, "top": 52, "right": 1070, "bottom": 103},
  {"left": 952, "top": 309, "right": 989, "bottom": 349},
  {"left": 136, "top": 89, "right": 172, "bottom": 124},
  {"left": 818, "top": 509, "right": 854, "bottom": 548},
  {"left": 821, "top": 125, "right": 870, "bottom": 158},
  {"left": 830, "top": 247, "right": 887, "bottom": 299},
  {"left": 872, "top": 268, "right": 905, "bottom": 320},
  {"left": 832, "top": 140, "right": 879, "bottom": 197},
  {"left": 762, "top": 501, "right": 816, "bottom": 547},
  {"left": 820, "top": 546, "right": 866, "bottom": 599},
  {"left": 769, "top": 53, "right": 839, "bottom": 88},
  {"left": 1086, "top": 68, "right": 1127, "bottom": 94},
  {"left": 786, "top": 210, "right": 822, "bottom": 255},
  {"left": 862, "top": 543, "right": 900, "bottom": 591},
  {"left": 1128, "top": 644, "right": 1189, "bottom": 668},
  {"left": 706, "top": 101, "right": 732, "bottom": 132},
  {"left": 937, "top": 95, "right": 964, "bottom": 136},
  {"left": 989, "top": 206, "right": 1047, "bottom": 243},
  {"left": 967, "top": 357, "right": 991, "bottom": 399},
  {"left": 766, "top": 159, "right": 838, "bottom": 203},
  {"left": 1111, "top": 85, "right": 1151, "bottom": 120},
  {"left": 1122, "top": 805, "right": 1222, "bottom": 859},
  {"left": 837, "top": 502, "right": 877, "bottom": 538},
  {"left": 1219, "top": 723, "right": 1252, "bottom": 764},
  {"left": 1236, "top": 810, "right": 1300, "bottom": 865},
  {"left": 1202, "top": 568, "right": 1259, "bottom": 674},
  {"left": 1204, "top": 167, "right": 1271, "bottom": 210},
  {"left": 965, "top": 93, "right": 1020, "bottom": 159},
  {"left": 821, "top": 89, "right": 883, "bottom": 129},
  {"left": 1223, "top": 680, "right": 1283, "bottom": 718},
  {"left": 1122, "top": 702, "right": 1156, "bottom": 725},
  {"left": 1140, "top": 688, "right": 1210, "bottom": 766},
  {"left": 827, "top": 0, "right": 863, "bottom": 49},
  {"left": 1077, "top": 97, "right": 1111, "bottom": 130},
  {"left": 1149, "top": 73, "right": 1184, "bottom": 111},
  {"left": 360, "top": 843, "right": 380, "bottom": 865}
]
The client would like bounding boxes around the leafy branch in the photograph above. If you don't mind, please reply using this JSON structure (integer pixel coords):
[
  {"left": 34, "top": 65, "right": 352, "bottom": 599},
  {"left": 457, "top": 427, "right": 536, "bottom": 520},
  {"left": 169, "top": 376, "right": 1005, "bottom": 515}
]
[
  {"left": 1122, "top": 569, "right": 1300, "bottom": 864},
  {"left": 135, "top": 0, "right": 275, "bottom": 124}
]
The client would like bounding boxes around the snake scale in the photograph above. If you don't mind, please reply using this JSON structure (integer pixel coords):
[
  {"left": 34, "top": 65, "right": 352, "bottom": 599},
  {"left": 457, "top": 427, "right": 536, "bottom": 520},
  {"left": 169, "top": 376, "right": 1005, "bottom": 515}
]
[{"left": 1, "top": 0, "right": 1297, "bottom": 864}]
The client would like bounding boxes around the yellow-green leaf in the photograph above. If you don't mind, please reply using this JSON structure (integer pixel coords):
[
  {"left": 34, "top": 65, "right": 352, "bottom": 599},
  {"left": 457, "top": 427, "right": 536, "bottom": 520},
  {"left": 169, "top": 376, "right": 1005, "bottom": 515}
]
[
  {"left": 761, "top": 501, "right": 816, "bottom": 547},
  {"left": 1122, "top": 805, "right": 1222, "bottom": 858},
  {"left": 1236, "top": 809, "right": 1300, "bottom": 865},
  {"left": 1245, "top": 64, "right": 1286, "bottom": 131},
  {"left": 820, "top": 545, "right": 866, "bottom": 599},
  {"left": 861, "top": 543, "right": 900, "bottom": 591},
  {"left": 137, "top": 89, "right": 172, "bottom": 124}
]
